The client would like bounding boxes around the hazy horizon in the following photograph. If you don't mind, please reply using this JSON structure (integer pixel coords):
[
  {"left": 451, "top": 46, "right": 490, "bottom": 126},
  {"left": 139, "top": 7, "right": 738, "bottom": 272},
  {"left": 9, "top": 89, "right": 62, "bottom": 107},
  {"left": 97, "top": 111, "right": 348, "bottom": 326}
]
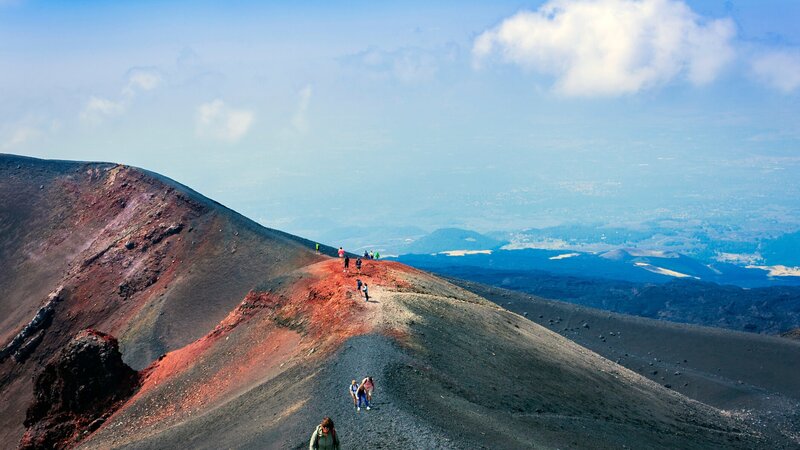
[{"left": 3, "top": 0, "right": 799, "bottom": 240}]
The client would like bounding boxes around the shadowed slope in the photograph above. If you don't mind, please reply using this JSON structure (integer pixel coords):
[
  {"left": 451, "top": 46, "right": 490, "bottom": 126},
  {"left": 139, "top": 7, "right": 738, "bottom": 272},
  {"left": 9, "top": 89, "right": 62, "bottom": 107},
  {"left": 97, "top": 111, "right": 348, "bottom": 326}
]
[
  {"left": 0, "top": 154, "right": 327, "bottom": 444},
  {"left": 450, "top": 278, "right": 800, "bottom": 445}
]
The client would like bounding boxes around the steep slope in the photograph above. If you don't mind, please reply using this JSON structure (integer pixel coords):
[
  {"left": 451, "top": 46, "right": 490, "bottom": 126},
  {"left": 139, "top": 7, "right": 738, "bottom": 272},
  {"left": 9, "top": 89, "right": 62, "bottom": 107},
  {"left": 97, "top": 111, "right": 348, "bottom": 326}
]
[
  {"left": 452, "top": 278, "right": 800, "bottom": 445},
  {"left": 77, "top": 260, "right": 776, "bottom": 449},
  {"left": 0, "top": 154, "right": 327, "bottom": 444},
  {"left": 2, "top": 155, "right": 791, "bottom": 449}
]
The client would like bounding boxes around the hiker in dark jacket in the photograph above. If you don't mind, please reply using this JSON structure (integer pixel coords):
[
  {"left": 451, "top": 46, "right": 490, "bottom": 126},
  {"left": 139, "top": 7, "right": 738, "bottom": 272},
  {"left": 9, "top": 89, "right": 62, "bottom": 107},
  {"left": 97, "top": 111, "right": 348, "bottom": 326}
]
[{"left": 309, "top": 417, "right": 340, "bottom": 450}]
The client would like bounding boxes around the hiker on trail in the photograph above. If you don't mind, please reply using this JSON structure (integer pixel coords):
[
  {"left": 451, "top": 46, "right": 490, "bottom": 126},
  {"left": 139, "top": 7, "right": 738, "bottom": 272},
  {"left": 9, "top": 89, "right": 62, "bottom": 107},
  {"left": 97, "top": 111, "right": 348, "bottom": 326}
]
[
  {"left": 315, "top": 243, "right": 320, "bottom": 254},
  {"left": 361, "top": 283, "right": 369, "bottom": 302},
  {"left": 369, "top": 250, "right": 375, "bottom": 259},
  {"left": 362, "top": 376, "right": 375, "bottom": 402},
  {"left": 363, "top": 250, "right": 369, "bottom": 259},
  {"left": 356, "top": 279, "right": 363, "bottom": 297},
  {"left": 375, "top": 251, "right": 380, "bottom": 260},
  {"left": 355, "top": 257, "right": 362, "bottom": 274},
  {"left": 338, "top": 247, "right": 345, "bottom": 258},
  {"left": 356, "top": 380, "right": 370, "bottom": 411},
  {"left": 343, "top": 255, "right": 350, "bottom": 273},
  {"left": 349, "top": 380, "right": 359, "bottom": 408},
  {"left": 309, "top": 417, "right": 340, "bottom": 450}
]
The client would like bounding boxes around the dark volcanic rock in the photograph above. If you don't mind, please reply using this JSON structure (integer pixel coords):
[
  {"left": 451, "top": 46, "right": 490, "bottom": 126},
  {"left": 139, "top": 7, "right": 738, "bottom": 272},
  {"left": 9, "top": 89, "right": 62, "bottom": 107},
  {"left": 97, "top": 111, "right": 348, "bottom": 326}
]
[
  {"left": 781, "top": 328, "right": 800, "bottom": 340},
  {"left": 0, "top": 287, "right": 64, "bottom": 363},
  {"left": 20, "top": 329, "right": 139, "bottom": 450}
]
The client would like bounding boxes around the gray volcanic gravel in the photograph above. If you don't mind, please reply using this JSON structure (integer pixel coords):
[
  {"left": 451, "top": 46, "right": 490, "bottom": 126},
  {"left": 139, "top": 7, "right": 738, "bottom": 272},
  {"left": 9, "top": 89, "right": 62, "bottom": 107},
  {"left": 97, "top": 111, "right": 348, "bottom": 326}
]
[{"left": 285, "top": 334, "right": 461, "bottom": 449}]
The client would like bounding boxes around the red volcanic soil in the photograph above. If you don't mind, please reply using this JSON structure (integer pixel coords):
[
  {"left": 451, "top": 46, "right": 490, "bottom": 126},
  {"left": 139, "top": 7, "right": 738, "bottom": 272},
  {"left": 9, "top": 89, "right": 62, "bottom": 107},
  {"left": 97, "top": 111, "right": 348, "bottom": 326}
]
[
  {"left": 4, "top": 155, "right": 795, "bottom": 449},
  {"left": 79, "top": 259, "right": 416, "bottom": 447},
  {"left": 0, "top": 155, "right": 328, "bottom": 444}
]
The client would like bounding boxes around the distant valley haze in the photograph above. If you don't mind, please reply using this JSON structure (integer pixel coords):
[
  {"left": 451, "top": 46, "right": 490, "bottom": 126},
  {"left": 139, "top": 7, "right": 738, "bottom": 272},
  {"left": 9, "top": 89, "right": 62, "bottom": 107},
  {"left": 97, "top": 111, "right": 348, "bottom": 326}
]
[{"left": 2, "top": 0, "right": 799, "bottom": 244}]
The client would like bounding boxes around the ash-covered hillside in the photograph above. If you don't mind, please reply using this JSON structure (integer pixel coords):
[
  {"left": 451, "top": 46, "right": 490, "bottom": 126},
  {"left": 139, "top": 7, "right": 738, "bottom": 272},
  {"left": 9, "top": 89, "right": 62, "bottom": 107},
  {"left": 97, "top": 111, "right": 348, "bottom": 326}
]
[{"left": 1, "top": 155, "right": 797, "bottom": 449}]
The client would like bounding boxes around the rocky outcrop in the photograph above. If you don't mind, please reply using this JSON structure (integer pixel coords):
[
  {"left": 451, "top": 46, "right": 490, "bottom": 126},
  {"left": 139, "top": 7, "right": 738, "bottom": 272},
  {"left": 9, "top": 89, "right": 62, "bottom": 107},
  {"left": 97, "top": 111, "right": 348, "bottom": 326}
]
[
  {"left": 20, "top": 329, "right": 139, "bottom": 450},
  {"left": 781, "top": 328, "right": 800, "bottom": 340},
  {"left": 0, "top": 287, "right": 65, "bottom": 363}
]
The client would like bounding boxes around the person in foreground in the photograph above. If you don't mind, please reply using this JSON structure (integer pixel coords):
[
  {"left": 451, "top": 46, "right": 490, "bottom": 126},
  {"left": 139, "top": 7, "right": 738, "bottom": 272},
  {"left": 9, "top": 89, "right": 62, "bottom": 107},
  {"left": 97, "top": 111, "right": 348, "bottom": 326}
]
[{"left": 309, "top": 417, "right": 340, "bottom": 450}]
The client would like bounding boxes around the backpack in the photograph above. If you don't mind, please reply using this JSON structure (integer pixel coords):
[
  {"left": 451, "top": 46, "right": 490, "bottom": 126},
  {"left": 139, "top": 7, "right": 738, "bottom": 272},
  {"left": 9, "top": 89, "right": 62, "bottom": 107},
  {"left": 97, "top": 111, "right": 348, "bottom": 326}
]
[{"left": 314, "top": 426, "right": 338, "bottom": 449}]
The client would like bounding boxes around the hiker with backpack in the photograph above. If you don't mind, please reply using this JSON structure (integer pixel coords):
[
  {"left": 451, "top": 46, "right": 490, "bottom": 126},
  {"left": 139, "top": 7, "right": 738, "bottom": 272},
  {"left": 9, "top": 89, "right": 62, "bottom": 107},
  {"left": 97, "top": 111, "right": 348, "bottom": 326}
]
[
  {"left": 309, "top": 417, "right": 340, "bottom": 450},
  {"left": 356, "top": 279, "right": 363, "bottom": 298},
  {"left": 338, "top": 247, "right": 345, "bottom": 258},
  {"left": 361, "top": 283, "right": 369, "bottom": 302},
  {"left": 343, "top": 255, "right": 350, "bottom": 273},
  {"left": 355, "top": 257, "right": 362, "bottom": 274}
]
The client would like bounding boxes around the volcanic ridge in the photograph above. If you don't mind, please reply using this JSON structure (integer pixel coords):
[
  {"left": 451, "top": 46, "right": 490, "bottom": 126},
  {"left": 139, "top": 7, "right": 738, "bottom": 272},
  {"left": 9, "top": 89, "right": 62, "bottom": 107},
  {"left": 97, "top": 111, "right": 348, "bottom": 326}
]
[{"left": 1, "top": 154, "right": 798, "bottom": 449}]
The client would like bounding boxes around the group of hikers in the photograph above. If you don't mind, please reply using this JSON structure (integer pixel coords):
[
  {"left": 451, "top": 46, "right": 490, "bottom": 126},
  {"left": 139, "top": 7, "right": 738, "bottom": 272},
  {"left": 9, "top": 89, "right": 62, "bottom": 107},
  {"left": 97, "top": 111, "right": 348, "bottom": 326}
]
[
  {"left": 316, "top": 243, "right": 380, "bottom": 261},
  {"left": 330, "top": 247, "right": 374, "bottom": 301},
  {"left": 307, "top": 246, "right": 383, "bottom": 449},
  {"left": 340, "top": 254, "right": 362, "bottom": 274},
  {"left": 309, "top": 377, "right": 375, "bottom": 449},
  {"left": 349, "top": 376, "right": 375, "bottom": 411}
]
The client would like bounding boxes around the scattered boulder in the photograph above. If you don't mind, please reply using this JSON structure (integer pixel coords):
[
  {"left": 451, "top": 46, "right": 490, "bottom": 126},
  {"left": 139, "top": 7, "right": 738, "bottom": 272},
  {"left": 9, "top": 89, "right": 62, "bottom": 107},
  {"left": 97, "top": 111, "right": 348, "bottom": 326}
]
[{"left": 20, "top": 329, "right": 139, "bottom": 450}]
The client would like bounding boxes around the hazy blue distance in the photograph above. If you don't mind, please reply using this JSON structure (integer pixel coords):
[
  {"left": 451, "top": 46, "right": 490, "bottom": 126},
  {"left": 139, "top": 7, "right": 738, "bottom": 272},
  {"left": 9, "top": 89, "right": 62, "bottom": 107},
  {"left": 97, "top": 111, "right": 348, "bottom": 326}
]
[{"left": 2, "top": 1, "right": 799, "bottom": 242}]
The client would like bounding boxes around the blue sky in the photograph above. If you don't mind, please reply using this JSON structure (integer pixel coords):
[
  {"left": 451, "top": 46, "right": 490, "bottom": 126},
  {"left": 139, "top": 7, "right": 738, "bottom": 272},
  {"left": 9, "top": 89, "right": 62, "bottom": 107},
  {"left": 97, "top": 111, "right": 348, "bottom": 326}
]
[{"left": 2, "top": 0, "right": 799, "bottom": 239}]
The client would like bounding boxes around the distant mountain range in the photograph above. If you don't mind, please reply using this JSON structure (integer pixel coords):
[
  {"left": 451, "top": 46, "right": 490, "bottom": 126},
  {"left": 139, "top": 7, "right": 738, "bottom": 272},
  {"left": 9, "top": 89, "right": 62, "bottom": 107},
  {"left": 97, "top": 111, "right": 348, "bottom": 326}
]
[
  {"left": 395, "top": 247, "right": 800, "bottom": 288},
  {"left": 325, "top": 222, "right": 800, "bottom": 279}
]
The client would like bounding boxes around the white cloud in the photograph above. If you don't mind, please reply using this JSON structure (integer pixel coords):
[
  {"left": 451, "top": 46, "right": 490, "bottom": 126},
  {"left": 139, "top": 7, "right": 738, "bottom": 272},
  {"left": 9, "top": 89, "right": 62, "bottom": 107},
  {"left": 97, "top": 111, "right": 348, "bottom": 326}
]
[
  {"left": 750, "top": 49, "right": 800, "bottom": 93},
  {"left": 123, "top": 68, "right": 163, "bottom": 96},
  {"left": 291, "top": 85, "right": 313, "bottom": 132},
  {"left": 341, "top": 46, "right": 452, "bottom": 83},
  {"left": 195, "top": 99, "right": 254, "bottom": 142},
  {"left": 79, "top": 96, "right": 125, "bottom": 124},
  {"left": 473, "top": 0, "right": 736, "bottom": 96},
  {"left": 81, "top": 68, "right": 163, "bottom": 124},
  {"left": 1, "top": 125, "right": 39, "bottom": 150}
]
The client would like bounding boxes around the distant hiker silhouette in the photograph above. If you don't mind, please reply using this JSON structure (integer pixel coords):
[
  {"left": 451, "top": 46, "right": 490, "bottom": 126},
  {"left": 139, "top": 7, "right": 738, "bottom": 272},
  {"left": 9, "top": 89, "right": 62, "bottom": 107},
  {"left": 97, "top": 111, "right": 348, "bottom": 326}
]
[
  {"left": 369, "top": 250, "right": 374, "bottom": 259},
  {"left": 349, "top": 380, "right": 358, "bottom": 408},
  {"left": 356, "top": 279, "right": 363, "bottom": 297},
  {"left": 355, "top": 257, "right": 362, "bottom": 274},
  {"left": 375, "top": 251, "right": 380, "bottom": 260},
  {"left": 363, "top": 250, "right": 369, "bottom": 259},
  {"left": 361, "top": 283, "right": 369, "bottom": 302},
  {"left": 309, "top": 417, "right": 340, "bottom": 450},
  {"left": 338, "top": 247, "right": 345, "bottom": 258},
  {"left": 315, "top": 243, "right": 320, "bottom": 254},
  {"left": 343, "top": 255, "right": 350, "bottom": 273}
]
